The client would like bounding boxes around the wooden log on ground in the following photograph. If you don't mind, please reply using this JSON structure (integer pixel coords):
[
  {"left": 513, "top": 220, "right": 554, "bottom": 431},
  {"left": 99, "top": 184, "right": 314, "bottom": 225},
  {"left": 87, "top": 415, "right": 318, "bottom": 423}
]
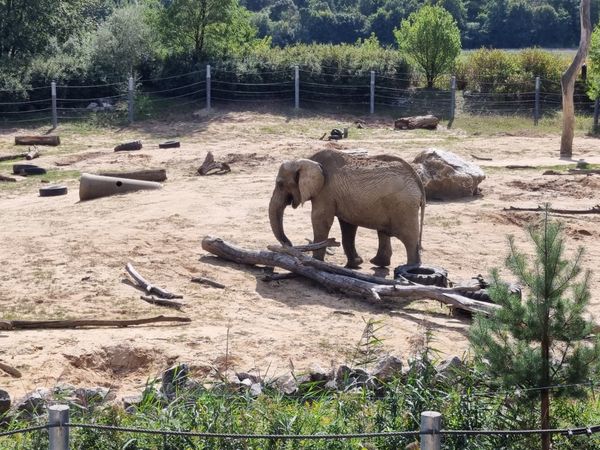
[
  {"left": 98, "top": 169, "right": 167, "bottom": 182},
  {"left": 25, "top": 146, "right": 40, "bottom": 160},
  {"left": 0, "top": 315, "right": 191, "bottom": 330},
  {"left": 0, "top": 361, "right": 22, "bottom": 378},
  {"left": 191, "top": 276, "right": 226, "bottom": 289},
  {"left": 504, "top": 205, "right": 600, "bottom": 215},
  {"left": 0, "top": 175, "right": 17, "bottom": 182},
  {"left": 0, "top": 152, "right": 27, "bottom": 162},
  {"left": 126, "top": 263, "right": 183, "bottom": 299},
  {"left": 140, "top": 295, "right": 185, "bottom": 309},
  {"left": 201, "top": 236, "right": 499, "bottom": 316},
  {"left": 289, "top": 238, "right": 340, "bottom": 253},
  {"left": 15, "top": 136, "right": 60, "bottom": 146},
  {"left": 568, "top": 168, "right": 600, "bottom": 175},
  {"left": 505, "top": 165, "right": 535, "bottom": 169},
  {"left": 394, "top": 115, "right": 439, "bottom": 130},
  {"left": 471, "top": 154, "right": 493, "bottom": 161}
]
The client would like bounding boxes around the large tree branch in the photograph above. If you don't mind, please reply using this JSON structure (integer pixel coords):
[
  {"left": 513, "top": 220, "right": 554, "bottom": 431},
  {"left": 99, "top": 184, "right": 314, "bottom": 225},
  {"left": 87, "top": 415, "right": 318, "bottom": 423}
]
[{"left": 201, "top": 236, "right": 498, "bottom": 316}]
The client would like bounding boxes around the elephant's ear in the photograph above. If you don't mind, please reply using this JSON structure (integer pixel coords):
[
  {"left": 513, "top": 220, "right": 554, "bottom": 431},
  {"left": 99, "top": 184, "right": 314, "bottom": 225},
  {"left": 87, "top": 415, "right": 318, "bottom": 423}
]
[{"left": 296, "top": 159, "right": 324, "bottom": 204}]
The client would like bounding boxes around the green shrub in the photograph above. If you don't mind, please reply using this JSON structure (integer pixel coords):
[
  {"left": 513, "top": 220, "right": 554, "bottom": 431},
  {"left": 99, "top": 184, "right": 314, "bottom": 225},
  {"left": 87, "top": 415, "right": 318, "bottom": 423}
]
[{"left": 462, "top": 49, "right": 520, "bottom": 93}]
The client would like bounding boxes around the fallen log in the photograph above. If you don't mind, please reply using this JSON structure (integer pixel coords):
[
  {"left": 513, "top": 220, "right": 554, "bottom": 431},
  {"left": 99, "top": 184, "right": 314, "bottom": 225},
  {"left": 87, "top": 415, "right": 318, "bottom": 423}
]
[
  {"left": 0, "top": 361, "right": 22, "bottom": 378},
  {"left": 471, "top": 154, "right": 492, "bottom": 161},
  {"left": 568, "top": 168, "right": 600, "bottom": 175},
  {"left": 126, "top": 263, "right": 183, "bottom": 299},
  {"left": 262, "top": 272, "right": 298, "bottom": 282},
  {"left": 505, "top": 165, "right": 535, "bottom": 169},
  {"left": 26, "top": 146, "right": 40, "bottom": 160},
  {"left": 201, "top": 236, "right": 498, "bottom": 316},
  {"left": 198, "top": 151, "right": 231, "bottom": 175},
  {"left": 0, "top": 316, "right": 191, "bottom": 330},
  {"left": 394, "top": 115, "right": 439, "bottom": 130},
  {"left": 140, "top": 295, "right": 185, "bottom": 309},
  {"left": 114, "top": 141, "right": 142, "bottom": 152},
  {"left": 15, "top": 136, "right": 60, "bottom": 146},
  {"left": 285, "top": 238, "right": 340, "bottom": 253},
  {"left": 0, "top": 175, "right": 17, "bottom": 182},
  {"left": 98, "top": 169, "right": 167, "bottom": 182},
  {"left": 191, "top": 276, "right": 226, "bottom": 289},
  {"left": 504, "top": 205, "right": 600, "bottom": 215},
  {"left": 0, "top": 152, "right": 27, "bottom": 162}
]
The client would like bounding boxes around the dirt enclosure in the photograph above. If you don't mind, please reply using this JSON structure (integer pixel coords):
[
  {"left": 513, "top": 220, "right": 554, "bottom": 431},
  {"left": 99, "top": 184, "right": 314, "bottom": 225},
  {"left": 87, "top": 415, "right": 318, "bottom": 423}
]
[{"left": 1, "top": 109, "right": 599, "bottom": 401}]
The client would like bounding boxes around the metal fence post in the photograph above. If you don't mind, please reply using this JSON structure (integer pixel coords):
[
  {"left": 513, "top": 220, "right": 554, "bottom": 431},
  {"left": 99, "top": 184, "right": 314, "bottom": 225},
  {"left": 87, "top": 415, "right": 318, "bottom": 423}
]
[
  {"left": 449, "top": 76, "right": 456, "bottom": 126},
  {"left": 370, "top": 71, "right": 375, "bottom": 114},
  {"left": 534, "top": 76, "right": 540, "bottom": 126},
  {"left": 206, "top": 65, "right": 211, "bottom": 111},
  {"left": 294, "top": 66, "right": 299, "bottom": 110},
  {"left": 420, "top": 411, "right": 441, "bottom": 450},
  {"left": 48, "top": 404, "right": 69, "bottom": 450},
  {"left": 51, "top": 81, "right": 57, "bottom": 129},
  {"left": 128, "top": 76, "right": 134, "bottom": 124}
]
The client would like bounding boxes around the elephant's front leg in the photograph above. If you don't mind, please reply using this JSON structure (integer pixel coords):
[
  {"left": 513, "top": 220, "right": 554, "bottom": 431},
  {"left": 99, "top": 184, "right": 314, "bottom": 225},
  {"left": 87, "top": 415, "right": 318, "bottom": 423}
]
[
  {"left": 311, "top": 206, "right": 335, "bottom": 261},
  {"left": 370, "top": 231, "right": 392, "bottom": 267},
  {"left": 338, "top": 218, "right": 363, "bottom": 269}
]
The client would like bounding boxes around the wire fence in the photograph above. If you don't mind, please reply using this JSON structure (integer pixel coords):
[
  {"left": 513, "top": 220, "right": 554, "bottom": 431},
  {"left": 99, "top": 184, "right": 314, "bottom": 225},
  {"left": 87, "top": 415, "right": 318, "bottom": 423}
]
[
  {"left": 0, "top": 65, "right": 597, "bottom": 128},
  {"left": 2, "top": 406, "right": 599, "bottom": 450}
]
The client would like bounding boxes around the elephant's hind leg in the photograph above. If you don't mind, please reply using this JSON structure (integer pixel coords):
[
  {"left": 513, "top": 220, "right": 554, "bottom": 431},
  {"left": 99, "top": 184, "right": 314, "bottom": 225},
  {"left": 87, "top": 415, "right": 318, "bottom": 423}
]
[
  {"left": 370, "top": 231, "right": 392, "bottom": 267},
  {"left": 339, "top": 218, "right": 363, "bottom": 268}
]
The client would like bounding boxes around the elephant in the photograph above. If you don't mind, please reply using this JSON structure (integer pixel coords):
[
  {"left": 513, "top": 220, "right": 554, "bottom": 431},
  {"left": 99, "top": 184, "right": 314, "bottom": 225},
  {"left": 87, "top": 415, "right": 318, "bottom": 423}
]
[{"left": 268, "top": 149, "right": 426, "bottom": 268}]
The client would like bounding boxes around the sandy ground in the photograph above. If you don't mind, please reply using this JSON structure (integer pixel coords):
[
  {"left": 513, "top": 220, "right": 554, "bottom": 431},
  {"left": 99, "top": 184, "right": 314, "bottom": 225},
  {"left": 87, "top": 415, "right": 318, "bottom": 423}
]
[{"left": 1, "top": 109, "right": 599, "bottom": 403}]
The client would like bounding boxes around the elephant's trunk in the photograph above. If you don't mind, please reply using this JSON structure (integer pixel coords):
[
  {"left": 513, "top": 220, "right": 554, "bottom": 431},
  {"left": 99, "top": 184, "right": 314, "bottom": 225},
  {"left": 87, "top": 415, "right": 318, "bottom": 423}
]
[{"left": 269, "top": 189, "right": 293, "bottom": 246}]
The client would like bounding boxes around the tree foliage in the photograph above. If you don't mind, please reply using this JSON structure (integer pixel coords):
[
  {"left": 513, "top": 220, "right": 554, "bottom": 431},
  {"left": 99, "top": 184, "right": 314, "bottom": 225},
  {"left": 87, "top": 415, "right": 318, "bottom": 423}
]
[
  {"left": 394, "top": 5, "right": 461, "bottom": 88},
  {"left": 470, "top": 209, "right": 600, "bottom": 449}
]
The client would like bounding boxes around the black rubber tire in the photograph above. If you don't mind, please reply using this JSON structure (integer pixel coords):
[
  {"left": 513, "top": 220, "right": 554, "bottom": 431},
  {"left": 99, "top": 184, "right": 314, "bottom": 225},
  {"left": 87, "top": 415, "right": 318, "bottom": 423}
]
[
  {"left": 13, "top": 164, "right": 47, "bottom": 175},
  {"left": 39, "top": 185, "right": 68, "bottom": 197},
  {"left": 159, "top": 140, "right": 180, "bottom": 149},
  {"left": 394, "top": 264, "right": 448, "bottom": 287},
  {"left": 114, "top": 141, "right": 142, "bottom": 151},
  {"left": 458, "top": 289, "right": 492, "bottom": 303}
]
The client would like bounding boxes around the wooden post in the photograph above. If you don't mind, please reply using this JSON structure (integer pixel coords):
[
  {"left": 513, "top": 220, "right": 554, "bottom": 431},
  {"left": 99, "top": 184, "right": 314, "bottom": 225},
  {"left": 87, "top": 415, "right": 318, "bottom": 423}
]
[
  {"left": 449, "top": 76, "right": 456, "bottom": 127},
  {"left": 48, "top": 404, "right": 69, "bottom": 450},
  {"left": 370, "top": 71, "right": 375, "bottom": 114},
  {"left": 593, "top": 98, "right": 599, "bottom": 132},
  {"left": 420, "top": 411, "right": 442, "bottom": 450},
  {"left": 534, "top": 76, "right": 541, "bottom": 126},
  {"left": 128, "top": 76, "right": 134, "bottom": 124},
  {"left": 206, "top": 65, "right": 211, "bottom": 111},
  {"left": 294, "top": 66, "right": 299, "bottom": 110},
  {"left": 51, "top": 81, "right": 57, "bottom": 129}
]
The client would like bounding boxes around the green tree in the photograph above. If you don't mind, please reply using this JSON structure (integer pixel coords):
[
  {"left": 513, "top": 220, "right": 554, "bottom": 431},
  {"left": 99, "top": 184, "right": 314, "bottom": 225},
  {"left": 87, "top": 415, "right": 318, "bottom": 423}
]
[
  {"left": 470, "top": 209, "right": 600, "bottom": 450},
  {"left": 394, "top": 4, "right": 461, "bottom": 88},
  {"left": 91, "top": 3, "right": 156, "bottom": 77},
  {"left": 586, "top": 22, "right": 600, "bottom": 102}
]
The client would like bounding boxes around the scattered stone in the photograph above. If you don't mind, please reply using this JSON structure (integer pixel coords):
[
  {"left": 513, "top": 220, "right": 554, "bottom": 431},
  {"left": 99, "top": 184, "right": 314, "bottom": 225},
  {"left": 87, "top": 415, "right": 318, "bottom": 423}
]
[
  {"left": 162, "top": 363, "right": 189, "bottom": 399},
  {"left": 412, "top": 148, "right": 486, "bottom": 200},
  {"left": 309, "top": 364, "right": 330, "bottom": 383},
  {"left": 249, "top": 383, "right": 262, "bottom": 396},
  {"left": 15, "top": 388, "right": 50, "bottom": 416},
  {"left": 122, "top": 394, "right": 143, "bottom": 413},
  {"left": 273, "top": 373, "right": 298, "bottom": 395},
  {"left": 236, "top": 371, "right": 261, "bottom": 384},
  {"left": 240, "top": 378, "right": 253, "bottom": 388},
  {"left": 0, "top": 389, "right": 10, "bottom": 416},
  {"left": 372, "top": 355, "right": 403, "bottom": 381},
  {"left": 435, "top": 356, "right": 465, "bottom": 382},
  {"left": 74, "top": 387, "right": 112, "bottom": 406}
]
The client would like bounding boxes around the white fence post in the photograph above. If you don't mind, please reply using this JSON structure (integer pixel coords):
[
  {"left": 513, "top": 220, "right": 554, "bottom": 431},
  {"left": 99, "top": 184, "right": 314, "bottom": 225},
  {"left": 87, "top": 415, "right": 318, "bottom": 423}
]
[
  {"left": 128, "top": 76, "right": 134, "bottom": 124},
  {"left": 534, "top": 76, "right": 540, "bottom": 126},
  {"left": 294, "top": 66, "right": 299, "bottom": 110},
  {"left": 420, "top": 411, "right": 442, "bottom": 450},
  {"left": 370, "top": 71, "right": 375, "bottom": 114},
  {"left": 51, "top": 81, "right": 57, "bottom": 129},
  {"left": 48, "top": 404, "right": 69, "bottom": 450},
  {"left": 206, "top": 65, "right": 211, "bottom": 111},
  {"left": 449, "top": 76, "right": 456, "bottom": 126}
]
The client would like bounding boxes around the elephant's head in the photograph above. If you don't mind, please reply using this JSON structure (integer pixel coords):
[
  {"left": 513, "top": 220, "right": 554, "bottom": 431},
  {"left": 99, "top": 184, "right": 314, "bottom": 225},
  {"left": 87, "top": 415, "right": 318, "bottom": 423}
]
[{"left": 269, "top": 159, "right": 324, "bottom": 246}]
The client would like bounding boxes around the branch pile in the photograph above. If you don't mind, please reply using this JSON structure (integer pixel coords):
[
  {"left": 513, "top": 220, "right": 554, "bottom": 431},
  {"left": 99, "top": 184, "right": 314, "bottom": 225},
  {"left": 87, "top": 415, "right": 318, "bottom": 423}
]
[
  {"left": 126, "top": 263, "right": 185, "bottom": 309},
  {"left": 201, "top": 236, "right": 498, "bottom": 316},
  {"left": 198, "top": 152, "right": 231, "bottom": 175}
]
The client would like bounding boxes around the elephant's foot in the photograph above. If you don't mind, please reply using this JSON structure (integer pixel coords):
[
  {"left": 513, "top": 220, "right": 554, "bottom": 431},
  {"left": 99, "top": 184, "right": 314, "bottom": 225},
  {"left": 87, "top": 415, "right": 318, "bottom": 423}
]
[
  {"left": 345, "top": 256, "right": 363, "bottom": 269},
  {"left": 370, "top": 255, "right": 391, "bottom": 267}
]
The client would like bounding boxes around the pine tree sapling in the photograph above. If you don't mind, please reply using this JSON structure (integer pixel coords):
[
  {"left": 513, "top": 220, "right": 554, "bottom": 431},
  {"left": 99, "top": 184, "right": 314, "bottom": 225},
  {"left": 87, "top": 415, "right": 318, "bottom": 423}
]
[{"left": 470, "top": 208, "right": 600, "bottom": 450}]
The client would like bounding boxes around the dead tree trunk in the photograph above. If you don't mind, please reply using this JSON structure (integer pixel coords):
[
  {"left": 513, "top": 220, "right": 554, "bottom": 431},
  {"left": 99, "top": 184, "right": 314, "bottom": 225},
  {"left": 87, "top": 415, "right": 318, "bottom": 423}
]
[
  {"left": 15, "top": 136, "right": 60, "bottom": 146},
  {"left": 201, "top": 236, "right": 498, "bottom": 316},
  {"left": 561, "top": 0, "right": 591, "bottom": 158}
]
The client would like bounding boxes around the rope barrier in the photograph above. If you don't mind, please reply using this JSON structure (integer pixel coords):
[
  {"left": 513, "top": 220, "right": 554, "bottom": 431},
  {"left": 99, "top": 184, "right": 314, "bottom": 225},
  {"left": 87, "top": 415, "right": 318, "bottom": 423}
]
[{"left": 0, "top": 424, "right": 49, "bottom": 437}]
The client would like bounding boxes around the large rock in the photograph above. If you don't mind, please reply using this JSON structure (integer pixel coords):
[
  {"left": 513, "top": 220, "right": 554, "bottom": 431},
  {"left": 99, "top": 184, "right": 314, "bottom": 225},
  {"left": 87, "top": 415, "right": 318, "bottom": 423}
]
[
  {"left": 412, "top": 149, "right": 485, "bottom": 200},
  {"left": 0, "top": 389, "right": 10, "bottom": 416}
]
